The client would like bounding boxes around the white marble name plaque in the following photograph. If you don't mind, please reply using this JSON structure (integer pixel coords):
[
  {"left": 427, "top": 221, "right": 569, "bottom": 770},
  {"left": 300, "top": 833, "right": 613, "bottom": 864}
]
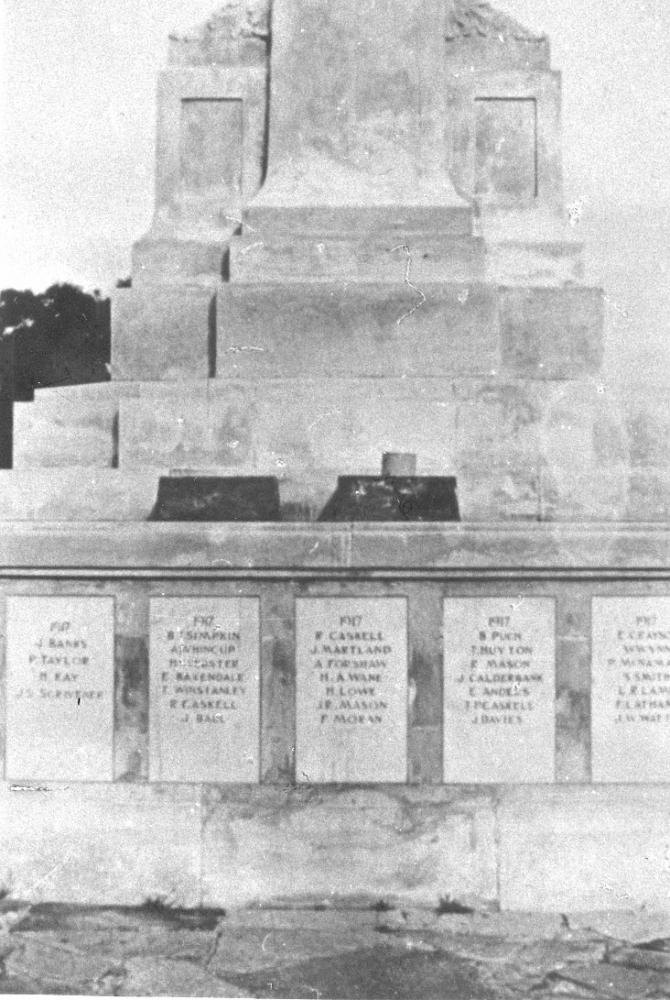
[
  {"left": 149, "top": 598, "right": 260, "bottom": 782},
  {"left": 6, "top": 596, "right": 115, "bottom": 781},
  {"left": 443, "top": 598, "right": 556, "bottom": 783},
  {"left": 296, "top": 597, "right": 408, "bottom": 783},
  {"left": 592, "top": 597, "right": 670, "bottom": 782}
]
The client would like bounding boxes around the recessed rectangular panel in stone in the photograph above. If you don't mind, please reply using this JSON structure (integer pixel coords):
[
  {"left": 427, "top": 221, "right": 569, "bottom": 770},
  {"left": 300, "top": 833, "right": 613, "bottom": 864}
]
[
  {"left": 180, "top": 98, "right": 243, "bottom": 197},
  {"left": 592, "top": 597, "right": 670, "bottom": 782},
  {"left": 443, "top": 598, "right": 555, "bottom": 783},
  {"left": 149, "top": 598, "right": 260, "bottom": 783},
  {"left": 6, "top": 596, "right": 114, "bottom": 781},
  {"left": 296, "top": 598, "right": 408, "bottom": 783},
  {"left": 475, "top": 98, "right": 537, "bottom": 204}
]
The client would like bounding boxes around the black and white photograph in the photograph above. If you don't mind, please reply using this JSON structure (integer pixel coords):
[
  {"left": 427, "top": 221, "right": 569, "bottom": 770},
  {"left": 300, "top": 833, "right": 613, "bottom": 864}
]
[{"left": 1, "top": 0, "right": 670, "bottom": 996}]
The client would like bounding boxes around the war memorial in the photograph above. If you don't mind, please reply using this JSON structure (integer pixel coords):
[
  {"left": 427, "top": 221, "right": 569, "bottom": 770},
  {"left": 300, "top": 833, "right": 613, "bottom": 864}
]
[{"left": 0, "top": 0, "right": 669, "bottom": 914}]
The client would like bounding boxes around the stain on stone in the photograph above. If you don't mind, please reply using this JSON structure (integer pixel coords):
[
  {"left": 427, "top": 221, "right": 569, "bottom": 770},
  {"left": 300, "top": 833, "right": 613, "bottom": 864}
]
[
  {"left": 214, "top": 404, "right": 253, "bottom": 465},
  {"left": 204, "top": 784, "right": 325, "bottom": 825},
  {"left": 208, "top": 293, "right": 217, "bottom": 377},
  {"left": 556, "top": 686, "right": 590, "bottom": 776},
  {"left": 111, "top": 411, "right": 119, "bottom": 468},
  {"left": 556, "top": 686, "right": 590, "bottom": 733},
  {"left": 117, "top": 750, "right": 144, "bottom": 783},
  {"left": 409, "top": 650, "right": 440, "bottom": 726},
  {"left": 115, "top": 636, "right": 149, "bottom": 729},
  {"left": 270, "top": 637, "right": 293, "bottom": 683},
  {"left": 261, "top": 756, "right": 293, "bottom": 784},
  {"left": 408, "top": 727, "right": 441, "bottom": 784},
  {"left": 559, "top": 605, "right": 588, "bottom": 638}
]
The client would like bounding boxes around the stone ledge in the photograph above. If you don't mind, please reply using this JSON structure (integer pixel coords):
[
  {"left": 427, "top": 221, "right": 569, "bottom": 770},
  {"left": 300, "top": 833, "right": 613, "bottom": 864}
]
[
  {"left": 230, "top": 233, "right": 485, "bottom": 283},
  {"left": 0, "top": 522, "right": 669, "bottom": 571}
]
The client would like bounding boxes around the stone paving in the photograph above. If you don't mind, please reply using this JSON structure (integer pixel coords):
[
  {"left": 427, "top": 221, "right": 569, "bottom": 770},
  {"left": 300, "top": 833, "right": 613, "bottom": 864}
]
[{"left": 2, "top": 899, "right": 670, "bottom": 997}]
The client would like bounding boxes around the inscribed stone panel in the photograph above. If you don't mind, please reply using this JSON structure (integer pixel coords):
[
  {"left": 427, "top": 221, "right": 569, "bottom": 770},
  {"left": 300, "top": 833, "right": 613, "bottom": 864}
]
[
  {"left": 592, "top": 597, "right": 670, "bottom": 782},
  {"left": 149, "top": 597, "right": 260, "bottom": 782},
  {"left": 6, "top": 596, "right": 114, "bottom": 781},
  {"left": 443, "top": 598, "right": 555, "bottom": 782},
  {"left": 296, "top": 598, "right": 408, "bottom": 783}
]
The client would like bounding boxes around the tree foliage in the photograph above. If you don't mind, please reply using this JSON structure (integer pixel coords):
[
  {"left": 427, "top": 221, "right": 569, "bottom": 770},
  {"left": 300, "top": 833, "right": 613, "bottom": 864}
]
[{"left": 0, "top": 283, "right": 110, "bottom": 399}]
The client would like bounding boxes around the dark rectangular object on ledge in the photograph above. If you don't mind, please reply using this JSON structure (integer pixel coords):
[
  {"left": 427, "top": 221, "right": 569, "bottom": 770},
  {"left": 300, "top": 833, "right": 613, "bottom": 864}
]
[
  {"left": 318, "top": 476, "right": 460, "bottom": 522},
  {"left": 149, "top": 476, "right": 281, "bottom": 522}
]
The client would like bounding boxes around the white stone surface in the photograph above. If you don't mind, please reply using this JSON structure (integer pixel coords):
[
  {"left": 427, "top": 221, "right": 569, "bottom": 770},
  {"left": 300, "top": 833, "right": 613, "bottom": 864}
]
[
  {"left": 149, "top": 597, "right": 260, "bottom": 782},
  {"left": 592, "top": 596, "right": 670, "bottom": 782},
  {"left": 0, "top": 783, "right": 201, "bottom": 906},
  {"left": 500, "top": 786, "right": 670, "bottom": 911},
  {"left": 443, "top": 598, "right": 556, "bottom": 783},
  {"left": 295, "top": 597, "right": 408, "bottom": 783},
  {"left": 5, "top": 596, "right": 114, "bottom": 782}
]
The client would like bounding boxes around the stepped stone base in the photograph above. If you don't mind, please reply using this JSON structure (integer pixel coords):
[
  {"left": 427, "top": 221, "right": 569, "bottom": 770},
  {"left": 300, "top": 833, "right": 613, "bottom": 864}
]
[
  {"left": 112, "top": 279, "right": 603, "bottom": 383},
  {"left": 12, "top": 375, "right": 670, "bottom": 521}
]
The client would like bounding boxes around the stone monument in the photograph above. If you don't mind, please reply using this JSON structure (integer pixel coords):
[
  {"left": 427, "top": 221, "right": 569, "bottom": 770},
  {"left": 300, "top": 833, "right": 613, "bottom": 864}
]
[{"left": 1, "top": 0, "right": 670, "bottom": 913}]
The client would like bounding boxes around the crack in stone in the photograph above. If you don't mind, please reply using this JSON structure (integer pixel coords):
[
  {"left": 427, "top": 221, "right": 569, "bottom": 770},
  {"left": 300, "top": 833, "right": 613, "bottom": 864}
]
[{"left": 391, "top": 244, "right": 427, "bottom": 325}]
